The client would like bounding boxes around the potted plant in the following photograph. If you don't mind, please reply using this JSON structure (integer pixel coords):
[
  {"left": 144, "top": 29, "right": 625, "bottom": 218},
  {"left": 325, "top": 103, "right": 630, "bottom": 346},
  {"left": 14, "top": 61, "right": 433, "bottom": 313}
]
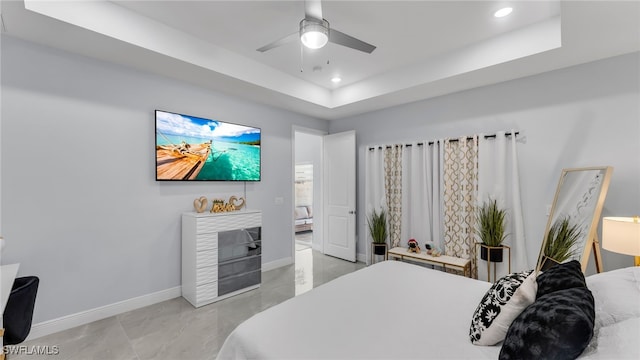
[
  {"left": 542, "top": 216, "right": 582, "bottom": 270},
  {"left": 367, "top": 208, "right": 388, "bottom": 256},
  {"left": 476, "top": 198, "right": 508, "bottom": 262}
]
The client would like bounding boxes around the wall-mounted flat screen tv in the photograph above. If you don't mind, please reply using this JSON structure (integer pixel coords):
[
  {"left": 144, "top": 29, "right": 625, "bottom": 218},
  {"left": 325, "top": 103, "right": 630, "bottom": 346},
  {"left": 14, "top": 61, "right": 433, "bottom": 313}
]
[{"left": 155, "top": 110, "right": 261, "bottom": 181}]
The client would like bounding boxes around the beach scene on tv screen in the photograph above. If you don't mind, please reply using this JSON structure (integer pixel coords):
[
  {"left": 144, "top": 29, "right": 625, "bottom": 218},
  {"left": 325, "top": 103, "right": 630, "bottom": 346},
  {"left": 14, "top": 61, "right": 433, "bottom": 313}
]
[{"left": 156, "top": 111, "right": 260, "bottom": 181}]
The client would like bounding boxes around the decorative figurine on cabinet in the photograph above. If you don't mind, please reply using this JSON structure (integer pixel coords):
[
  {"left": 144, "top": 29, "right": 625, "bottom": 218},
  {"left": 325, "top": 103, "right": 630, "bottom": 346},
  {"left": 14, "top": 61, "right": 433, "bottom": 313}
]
[
  {"left": 229, "top": 196, "right": 246, "bottom": 210},
  {"left": 193, "top": 196, "right": 208, "bottom": 213},
  {"left": 407, "top": 239, "right": 421, "bottom": 253}
]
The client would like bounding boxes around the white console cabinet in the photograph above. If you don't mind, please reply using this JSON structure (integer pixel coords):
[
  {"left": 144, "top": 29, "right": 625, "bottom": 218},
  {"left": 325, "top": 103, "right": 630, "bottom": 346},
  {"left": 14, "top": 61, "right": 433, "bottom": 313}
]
[{"left": 182, "top": 210, "right": 262, "bottom": 307}]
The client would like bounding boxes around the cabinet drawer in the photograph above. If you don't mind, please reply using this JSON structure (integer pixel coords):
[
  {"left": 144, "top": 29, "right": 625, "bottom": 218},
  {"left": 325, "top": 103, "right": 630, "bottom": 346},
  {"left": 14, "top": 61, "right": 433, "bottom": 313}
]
[
  {"left": 196, "top": 266, "right": 218, "bottom": 285},
  {"left": 218, "top": 269, "right": 261, "bottom": 297},
  {"left": 196, "top": 282, "right": 218, "bottom": 303},
  {"left": 219, "top": 233, "right": 261, "bottom": 263},
  {"left": 196, "top": 233, "right": 218, "bottom": 252},
  {"left": 219, "top": 256, "right": 261, "bottom": 280},
  {"left": 196, "top": 213, "right": 262, "bottom": 233},
  {"left": 196, "top": 249, "right": 218, "bottom": 268}
]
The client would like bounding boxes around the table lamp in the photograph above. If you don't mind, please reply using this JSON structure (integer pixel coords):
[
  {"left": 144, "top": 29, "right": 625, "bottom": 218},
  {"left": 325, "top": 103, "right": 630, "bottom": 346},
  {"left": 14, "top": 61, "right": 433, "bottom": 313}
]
[{"left": 602, "top": 216, "right": 640, "bottom": 266}]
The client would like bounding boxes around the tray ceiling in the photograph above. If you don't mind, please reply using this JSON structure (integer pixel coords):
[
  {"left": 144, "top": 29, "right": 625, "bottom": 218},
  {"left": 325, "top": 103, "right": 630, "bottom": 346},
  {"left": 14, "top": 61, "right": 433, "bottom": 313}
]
[{"left": 1, "top": 1, "right": 639, "bottom": 120}]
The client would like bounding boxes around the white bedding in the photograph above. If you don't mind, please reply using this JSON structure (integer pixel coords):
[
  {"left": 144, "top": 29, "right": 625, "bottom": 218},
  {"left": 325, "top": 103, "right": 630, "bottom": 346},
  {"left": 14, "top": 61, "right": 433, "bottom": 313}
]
[
  {"left": 216, "top": 262, "right": 640, "bottom": 359},
  {"left": 217, "top": 261, "right": 498, "bottom": 359},
  {"left": 582, "top": 267, "right": 640, "bottom": 359}
]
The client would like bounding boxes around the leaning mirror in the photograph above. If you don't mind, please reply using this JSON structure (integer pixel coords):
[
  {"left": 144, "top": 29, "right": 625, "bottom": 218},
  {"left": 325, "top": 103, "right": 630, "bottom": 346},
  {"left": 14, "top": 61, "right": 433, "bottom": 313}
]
[{"left": 536, "top": 166, "right": 613, "bottom": 273}]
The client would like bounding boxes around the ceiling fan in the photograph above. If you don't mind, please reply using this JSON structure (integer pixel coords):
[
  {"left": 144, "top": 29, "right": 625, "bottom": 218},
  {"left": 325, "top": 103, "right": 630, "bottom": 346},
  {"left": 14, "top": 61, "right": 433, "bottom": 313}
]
[{"left": 256, "top": 0, "right": 376, "bottom": 54}]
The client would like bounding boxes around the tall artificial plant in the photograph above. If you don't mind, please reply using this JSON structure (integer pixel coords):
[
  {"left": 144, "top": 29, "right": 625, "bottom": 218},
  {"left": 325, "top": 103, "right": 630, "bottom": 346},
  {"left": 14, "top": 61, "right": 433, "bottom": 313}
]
[
  {"left": 367, "top": 208, "right": 388, "bottom": 244},
  {"left": 476, "top": 198, "right": 508, "bottom": 247},
  {"left": 544, "top": 216, "right": 582, "bottom": 263}
]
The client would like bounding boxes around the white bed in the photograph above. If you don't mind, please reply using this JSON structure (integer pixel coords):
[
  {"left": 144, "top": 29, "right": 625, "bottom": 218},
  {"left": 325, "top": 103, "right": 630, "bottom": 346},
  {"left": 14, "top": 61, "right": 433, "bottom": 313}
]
[{"left": 216, "top": 261, "right": 640, "bottom": 359}]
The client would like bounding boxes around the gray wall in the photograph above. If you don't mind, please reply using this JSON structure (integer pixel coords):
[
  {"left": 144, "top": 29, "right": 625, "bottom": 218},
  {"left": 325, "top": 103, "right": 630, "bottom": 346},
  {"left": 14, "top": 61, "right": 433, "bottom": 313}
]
[
  {"left": 330, "top": 52, "right": 640, "bottom": 274},
  {"left": 0, "top": 36, "right": 328, "bottom": 323}
]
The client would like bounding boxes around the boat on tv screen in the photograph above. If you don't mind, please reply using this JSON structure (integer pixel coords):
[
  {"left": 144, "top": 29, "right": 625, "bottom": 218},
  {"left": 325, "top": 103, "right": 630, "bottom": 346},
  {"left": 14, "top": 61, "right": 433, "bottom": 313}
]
[{"left": 155, "top": 110, "right": 261, "bottom": 181}]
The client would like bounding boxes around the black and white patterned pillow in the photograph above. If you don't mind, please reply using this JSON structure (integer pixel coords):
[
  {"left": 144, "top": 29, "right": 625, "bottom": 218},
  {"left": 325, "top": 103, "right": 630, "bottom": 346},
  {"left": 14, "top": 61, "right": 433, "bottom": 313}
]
[
  {"left": 470, "top": 270, "right": 537, "bottom": 346},
  {"left": 499, "top": 286, "right": 595, "bottom": 360}
]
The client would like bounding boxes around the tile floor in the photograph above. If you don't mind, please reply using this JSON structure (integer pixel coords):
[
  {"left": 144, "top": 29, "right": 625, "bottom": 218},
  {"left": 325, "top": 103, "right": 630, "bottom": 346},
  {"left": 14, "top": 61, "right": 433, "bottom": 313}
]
[{"left": 11, "top": 250, "right": 364, "bottom": 360}]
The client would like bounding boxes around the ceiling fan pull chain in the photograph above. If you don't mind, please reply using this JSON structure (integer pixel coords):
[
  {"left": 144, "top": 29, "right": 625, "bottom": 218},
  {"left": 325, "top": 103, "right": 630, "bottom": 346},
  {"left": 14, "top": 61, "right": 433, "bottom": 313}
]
[{"left": 300, "top": 42, "right": 304, "bottom": 72}]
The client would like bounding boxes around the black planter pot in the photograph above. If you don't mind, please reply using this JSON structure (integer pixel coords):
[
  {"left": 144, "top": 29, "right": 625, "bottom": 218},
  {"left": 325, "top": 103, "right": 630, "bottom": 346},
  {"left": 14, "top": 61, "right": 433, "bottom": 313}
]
[
  {"left": 373, "top": 243, "right": 387, "bottom": 255},
  {"left": 480, "top": 245, "right": 504, "bottom": 263}
]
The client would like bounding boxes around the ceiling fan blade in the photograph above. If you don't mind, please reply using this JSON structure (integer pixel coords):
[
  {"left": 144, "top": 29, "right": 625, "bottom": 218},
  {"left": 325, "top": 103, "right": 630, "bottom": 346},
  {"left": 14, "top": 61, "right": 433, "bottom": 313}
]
[
  {"left": 256, "top": 32, "right": 299, "bottom": 52},
  {"left": 304, "top": 0, "right": 323, "bottom": 21},
  {"left": 329, "top": 28, "right": 376, "bottom": 54}
]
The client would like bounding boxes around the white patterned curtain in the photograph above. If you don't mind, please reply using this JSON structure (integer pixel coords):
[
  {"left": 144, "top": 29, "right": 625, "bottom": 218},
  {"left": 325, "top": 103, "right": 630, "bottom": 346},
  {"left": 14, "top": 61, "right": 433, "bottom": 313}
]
[
  {"left": 384, "top": 146, "right": 403, "bottom": 247},
  {"left": 365, "top": 147, "right": 386, "bottom": 264},
  {"left": 443, "top": 136, "right": 479, "bottom": 278},
  {"left": 478, "top": 131, "right": 528, "bottom": 279}
]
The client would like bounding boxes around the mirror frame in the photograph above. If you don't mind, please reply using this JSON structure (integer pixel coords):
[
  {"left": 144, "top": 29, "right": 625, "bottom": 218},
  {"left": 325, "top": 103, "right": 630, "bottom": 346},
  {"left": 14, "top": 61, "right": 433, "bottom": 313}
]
[{"left": 536, "top": 166, "right": 613, "bottom": 273}]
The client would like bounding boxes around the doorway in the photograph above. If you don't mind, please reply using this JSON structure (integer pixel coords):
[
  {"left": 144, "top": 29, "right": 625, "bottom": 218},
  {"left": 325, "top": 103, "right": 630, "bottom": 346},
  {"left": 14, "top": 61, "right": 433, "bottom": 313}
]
[
  {"left": 292, "top": 129, "right": 357, "bottom": 294},
  {"left": 293, "top": 130, "right": 324, "bottom": 252},
  {"left": 293, "top": 129, "right": 323, "bottom": 295}
]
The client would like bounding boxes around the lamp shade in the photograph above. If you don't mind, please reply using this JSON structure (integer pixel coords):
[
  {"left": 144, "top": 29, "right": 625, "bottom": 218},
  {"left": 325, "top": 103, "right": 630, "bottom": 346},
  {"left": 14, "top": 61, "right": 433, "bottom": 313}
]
[{"left": 602, "top": 217, "right": 640, "bottom": 256}]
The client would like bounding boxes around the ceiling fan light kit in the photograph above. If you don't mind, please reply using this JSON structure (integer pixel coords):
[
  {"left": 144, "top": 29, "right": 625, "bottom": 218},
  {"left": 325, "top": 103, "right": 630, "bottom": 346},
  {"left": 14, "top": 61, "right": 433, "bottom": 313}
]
[
  {"left": 257, "top": 0, "right": 375, "bottom": 55},
  {"left": 300, "top": 18, "right": 329, "bottom": 49}
]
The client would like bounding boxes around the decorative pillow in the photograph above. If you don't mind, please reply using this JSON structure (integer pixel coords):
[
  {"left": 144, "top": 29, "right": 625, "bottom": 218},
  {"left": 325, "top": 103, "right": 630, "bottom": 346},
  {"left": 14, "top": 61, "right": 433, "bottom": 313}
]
[
  {"left": 499, "top": 287, "right": 595, "bottom": 360},
  {"left": 536, "top": 260, "right": 586, "bottom": 298},
  {"left": 469, "top": 270, "right": 537, "bottom": 346}
]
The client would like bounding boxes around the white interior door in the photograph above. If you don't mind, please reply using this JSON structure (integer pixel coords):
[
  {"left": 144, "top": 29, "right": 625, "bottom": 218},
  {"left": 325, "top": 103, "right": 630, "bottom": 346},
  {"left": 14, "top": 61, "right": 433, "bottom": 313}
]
[{"left": 323, "top": 131, "right": 356, "bottom": 262}]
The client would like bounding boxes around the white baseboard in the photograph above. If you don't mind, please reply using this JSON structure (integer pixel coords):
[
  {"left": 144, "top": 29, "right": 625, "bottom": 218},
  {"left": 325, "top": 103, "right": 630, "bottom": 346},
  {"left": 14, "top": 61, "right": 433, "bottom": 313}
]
[
  {"left": 27, "top": 255, "right": 342, "bottom": 340},
  {"left": 357, "top": 253, "right": 366, "bottom": 264},
  {"left": 262, "top": 257, "right": 293, "bottom": 272},
  {"left": 28, "top": 286, "right": 182, "bottom": 341}
]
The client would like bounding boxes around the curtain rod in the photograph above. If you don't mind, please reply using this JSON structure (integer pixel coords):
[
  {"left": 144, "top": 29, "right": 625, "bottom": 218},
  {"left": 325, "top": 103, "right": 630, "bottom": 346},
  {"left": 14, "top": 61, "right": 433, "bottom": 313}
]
[{"left": 368, "top": 131, "right": 519, "bottom": 151}]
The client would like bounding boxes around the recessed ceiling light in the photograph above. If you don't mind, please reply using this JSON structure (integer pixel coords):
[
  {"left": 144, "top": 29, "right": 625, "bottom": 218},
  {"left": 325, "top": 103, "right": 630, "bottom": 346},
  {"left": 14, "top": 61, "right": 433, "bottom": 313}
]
[
  {"left": 331, "top": 77, "right": 342, "bottom": 83},
  {"left": 494, "top": 7, "right": 513, "bottom": 18}
]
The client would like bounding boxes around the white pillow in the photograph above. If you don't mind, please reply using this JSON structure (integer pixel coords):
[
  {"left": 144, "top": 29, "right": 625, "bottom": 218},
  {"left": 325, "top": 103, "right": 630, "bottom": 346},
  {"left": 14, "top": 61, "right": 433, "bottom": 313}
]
[{"left": 470, "top": 270, "right": 538, "bottom": 346}]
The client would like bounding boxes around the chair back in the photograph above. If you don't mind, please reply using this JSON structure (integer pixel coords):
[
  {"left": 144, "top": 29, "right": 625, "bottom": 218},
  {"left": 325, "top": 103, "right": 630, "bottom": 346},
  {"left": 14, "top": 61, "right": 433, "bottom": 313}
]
[{"left": 3, "top": 276, "right": 39, "bottom": 345}]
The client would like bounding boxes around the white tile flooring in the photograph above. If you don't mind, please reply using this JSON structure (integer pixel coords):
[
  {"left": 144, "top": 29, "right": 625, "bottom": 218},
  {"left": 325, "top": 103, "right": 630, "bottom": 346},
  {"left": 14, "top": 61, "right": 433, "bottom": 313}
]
[{"left": 11, "top": 247, "right": 364, "bottom": 360}]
